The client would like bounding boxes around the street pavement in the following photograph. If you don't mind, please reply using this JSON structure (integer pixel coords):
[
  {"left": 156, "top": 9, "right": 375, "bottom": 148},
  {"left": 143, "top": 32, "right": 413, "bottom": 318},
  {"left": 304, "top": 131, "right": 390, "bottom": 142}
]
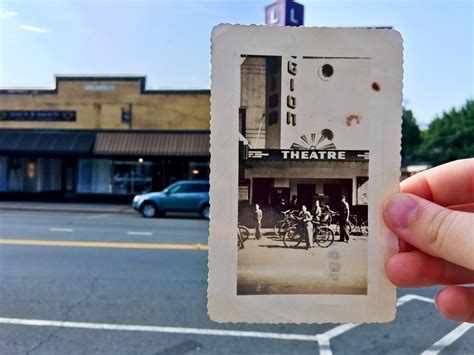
[
  {"left": 238, "top": 232, "right": 367, "bottom": 295},
  {"left": 0, "top": 209, "right": 472, "bottom": 354}
]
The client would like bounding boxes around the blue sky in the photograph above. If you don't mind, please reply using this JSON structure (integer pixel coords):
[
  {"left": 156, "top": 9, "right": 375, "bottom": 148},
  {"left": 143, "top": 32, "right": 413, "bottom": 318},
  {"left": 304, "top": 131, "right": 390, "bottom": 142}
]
[{"left": 0, "top": 0, "right": 472, "bottom": 126}]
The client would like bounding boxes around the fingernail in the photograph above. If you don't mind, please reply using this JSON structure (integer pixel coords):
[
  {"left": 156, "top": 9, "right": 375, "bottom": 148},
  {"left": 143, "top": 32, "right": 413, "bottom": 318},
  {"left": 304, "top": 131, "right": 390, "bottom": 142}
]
[{"left": 384, "top": 194, "right": 418, "bottom": 228}]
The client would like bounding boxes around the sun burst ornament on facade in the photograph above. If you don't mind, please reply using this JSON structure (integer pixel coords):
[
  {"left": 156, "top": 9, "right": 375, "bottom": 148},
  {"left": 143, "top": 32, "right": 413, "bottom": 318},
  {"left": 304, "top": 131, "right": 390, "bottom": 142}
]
[{"left": 290, "top": 129, "right": 336, "bottom": 150}]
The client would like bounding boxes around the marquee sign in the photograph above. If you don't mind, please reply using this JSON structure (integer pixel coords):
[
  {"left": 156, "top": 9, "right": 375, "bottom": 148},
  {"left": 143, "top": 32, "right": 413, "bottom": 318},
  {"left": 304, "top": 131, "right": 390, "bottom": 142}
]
[{"left": 244, "top": 148, "right": 370, "bottom": 162}]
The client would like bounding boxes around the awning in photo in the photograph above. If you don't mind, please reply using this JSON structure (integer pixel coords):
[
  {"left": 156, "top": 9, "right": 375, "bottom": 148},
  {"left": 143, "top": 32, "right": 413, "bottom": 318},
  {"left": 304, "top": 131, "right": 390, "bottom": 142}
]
[{"left": 93, "top": 132, "right": 210, "bottom": 157}]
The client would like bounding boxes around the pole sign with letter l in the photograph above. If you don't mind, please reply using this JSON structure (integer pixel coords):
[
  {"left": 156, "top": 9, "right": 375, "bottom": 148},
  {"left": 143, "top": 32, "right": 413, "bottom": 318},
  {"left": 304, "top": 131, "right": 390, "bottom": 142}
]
[{"left": 265, "top": 0, "right": 304, "bottom": 27}]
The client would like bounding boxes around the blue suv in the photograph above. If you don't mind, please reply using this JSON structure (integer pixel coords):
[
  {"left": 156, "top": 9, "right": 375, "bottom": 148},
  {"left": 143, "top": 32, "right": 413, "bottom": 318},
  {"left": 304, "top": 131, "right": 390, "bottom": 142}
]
[{"left": 132, "top": 180, "right": 210, "bottom": 219}]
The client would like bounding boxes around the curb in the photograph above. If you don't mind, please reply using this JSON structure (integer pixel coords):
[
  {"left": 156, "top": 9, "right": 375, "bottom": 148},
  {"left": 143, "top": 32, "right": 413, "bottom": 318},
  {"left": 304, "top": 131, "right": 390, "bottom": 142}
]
[{"left": 0, "top": 206, "right": 135, "bottom": 214}]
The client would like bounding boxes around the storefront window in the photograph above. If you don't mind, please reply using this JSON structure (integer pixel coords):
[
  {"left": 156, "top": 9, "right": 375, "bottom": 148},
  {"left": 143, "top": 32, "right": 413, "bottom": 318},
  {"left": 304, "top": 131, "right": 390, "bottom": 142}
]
[
  {"left": 112, "top": 161, "right": 152, "bottom": 195},
  {"left": 6, "top": 158, "right": 23, "bottom": 191},
  {"left": 189, "top": 161, "right": 210, "bottom": 180},
  {"left": 356, "top": 176, "right": 369, "bottom": 205},
  {"left": 78, "top": 159, "right": 153, "bottom": 195},
  {"left": 0, "top": 157, "right": 61, "bottom": 192},
  {"left": 77, "top": 159, "right": 113, "bottom": 194}
]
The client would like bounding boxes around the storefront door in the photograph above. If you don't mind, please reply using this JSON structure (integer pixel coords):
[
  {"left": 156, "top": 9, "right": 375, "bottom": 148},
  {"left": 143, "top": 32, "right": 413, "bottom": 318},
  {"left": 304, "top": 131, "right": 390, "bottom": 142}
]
[
  {"left": 297, "top": 184, "right": 315, "bottom": 210},
  {"left": 252, "top": 178, "right": 273, "bottom": 206}
]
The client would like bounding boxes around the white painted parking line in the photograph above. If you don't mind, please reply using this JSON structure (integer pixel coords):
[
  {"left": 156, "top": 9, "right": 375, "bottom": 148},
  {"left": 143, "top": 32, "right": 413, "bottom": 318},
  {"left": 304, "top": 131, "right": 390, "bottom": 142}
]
[
  {"left": 0, "top": 294, "right": 457, "bottom": 355},
  {"left": 127, "top": 231, "right": 153, "bottom": 236},
  {"left": 49, "top": 228, "right": 74, "bottom": 233},
  {"left": 320, "top": 294, "right": 436, "bottom": 355},
  {"left": 315, "top": 334, "right": 332, "bottom": 355},
  {"left": 0, "top": 317, "right": 318, "bottom": 342},
  {"left": 397, "top": 294, "right": 434, "bottom": 306},
  {"left": 421, "top": 323, "right": 474, "bottom": 355}
]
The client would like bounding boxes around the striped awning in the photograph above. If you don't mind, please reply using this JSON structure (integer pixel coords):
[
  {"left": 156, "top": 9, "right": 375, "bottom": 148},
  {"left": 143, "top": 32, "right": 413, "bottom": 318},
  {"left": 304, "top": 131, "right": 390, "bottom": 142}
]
[{"left": 93, "top": 132, "right": 210, "bottom": 157}]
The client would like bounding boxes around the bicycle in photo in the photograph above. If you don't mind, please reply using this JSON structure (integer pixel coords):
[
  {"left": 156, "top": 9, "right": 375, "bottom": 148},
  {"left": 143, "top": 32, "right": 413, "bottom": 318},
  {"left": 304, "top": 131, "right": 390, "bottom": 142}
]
[
  {"left": 328, "top": 211, "right": 354, "bottom": 237},
  {"left": 349, "top": 214, "right": 368, "bottom": 236},
  {"left": 273, "top": 210, "right": 299, "bottom": 237},
  {"left": 283, "top": 218, "right": 335, "bottom": 248},
  {"left": 238, "top": 224, "right": 250, "bottom": 242},
  {"left": 311, "top": 221, "right": 336, "bottom": 247},
  {"left": 237, "top": 224, "right": 249, "bottom": 249}
]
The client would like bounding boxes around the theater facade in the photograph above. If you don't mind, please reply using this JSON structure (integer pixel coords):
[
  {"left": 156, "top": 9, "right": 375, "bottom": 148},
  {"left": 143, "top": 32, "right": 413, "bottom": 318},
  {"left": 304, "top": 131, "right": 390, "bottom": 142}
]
[
  {"left": 238, "top": 56, "right": 370, "bottom": 224},
  {"left": 0, "top": 76, "right": 210, "bottom": 201}
]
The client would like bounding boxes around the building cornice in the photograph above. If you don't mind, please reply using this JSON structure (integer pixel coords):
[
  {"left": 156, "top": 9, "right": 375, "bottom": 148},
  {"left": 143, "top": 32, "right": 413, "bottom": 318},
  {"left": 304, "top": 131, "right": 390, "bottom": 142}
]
[{"left": 0, "top": 75, "right": 210, "bottom": 96}]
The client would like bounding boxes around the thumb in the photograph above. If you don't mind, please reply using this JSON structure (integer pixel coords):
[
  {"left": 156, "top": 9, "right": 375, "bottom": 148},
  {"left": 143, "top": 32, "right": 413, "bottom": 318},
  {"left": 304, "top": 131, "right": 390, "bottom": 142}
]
[{"left": 383, "top": 193, "right": 474, "bottom": 270}]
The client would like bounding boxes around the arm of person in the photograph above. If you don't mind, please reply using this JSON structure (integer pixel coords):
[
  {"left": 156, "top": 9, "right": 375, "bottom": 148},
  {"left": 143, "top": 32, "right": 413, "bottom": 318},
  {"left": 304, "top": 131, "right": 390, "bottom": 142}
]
[{"left": 383, "top": 158, "right": 474, "bottom": 323}]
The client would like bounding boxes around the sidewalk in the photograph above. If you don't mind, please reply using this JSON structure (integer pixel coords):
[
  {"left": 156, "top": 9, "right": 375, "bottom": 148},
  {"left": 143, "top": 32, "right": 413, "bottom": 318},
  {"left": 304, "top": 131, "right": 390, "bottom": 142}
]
[{"left": 0, "top": 201, "right": 134, "bottom": 214}]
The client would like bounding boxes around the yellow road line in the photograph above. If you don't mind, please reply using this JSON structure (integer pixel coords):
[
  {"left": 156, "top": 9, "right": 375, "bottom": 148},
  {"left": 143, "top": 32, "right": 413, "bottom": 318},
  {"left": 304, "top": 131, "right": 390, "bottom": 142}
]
[{"left": 0, "top": 239, "right": 208, "bottom": 250}]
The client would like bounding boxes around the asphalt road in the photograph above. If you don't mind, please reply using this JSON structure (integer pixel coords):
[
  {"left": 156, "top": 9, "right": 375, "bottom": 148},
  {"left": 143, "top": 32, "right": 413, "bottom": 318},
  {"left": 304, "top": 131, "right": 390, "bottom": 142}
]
[{"left": 0, "top": 210, "right": 472, "bottom": 354}]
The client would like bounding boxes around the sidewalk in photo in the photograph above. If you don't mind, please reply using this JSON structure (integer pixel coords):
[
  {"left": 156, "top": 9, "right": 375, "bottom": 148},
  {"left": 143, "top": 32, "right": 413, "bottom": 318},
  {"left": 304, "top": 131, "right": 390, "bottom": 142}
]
[{"left": 0, "top": 201, "right": 134, "bottom": 214}]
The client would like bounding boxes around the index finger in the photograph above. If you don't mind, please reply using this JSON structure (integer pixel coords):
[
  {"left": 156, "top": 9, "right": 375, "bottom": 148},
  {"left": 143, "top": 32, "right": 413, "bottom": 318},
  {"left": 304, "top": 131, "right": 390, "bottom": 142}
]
[{"left": 401, "top": 158, "right": 474, "bottom": 207}]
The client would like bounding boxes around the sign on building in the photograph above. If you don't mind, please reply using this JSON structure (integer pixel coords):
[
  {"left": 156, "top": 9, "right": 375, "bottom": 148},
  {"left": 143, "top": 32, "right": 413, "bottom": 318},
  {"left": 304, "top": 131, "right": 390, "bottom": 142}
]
[
  {"left": 265, "top": 0, "right": 304, "bottom": 27},
  {"left": 0, "top": 111, "right": 76, "bottom": 122}
]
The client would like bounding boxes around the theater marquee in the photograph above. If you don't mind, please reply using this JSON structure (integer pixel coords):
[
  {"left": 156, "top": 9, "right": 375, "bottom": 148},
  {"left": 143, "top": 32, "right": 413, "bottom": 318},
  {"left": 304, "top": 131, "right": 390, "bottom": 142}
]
[{"left": 244, "top": 148, "right": 370, "bottom": 162}]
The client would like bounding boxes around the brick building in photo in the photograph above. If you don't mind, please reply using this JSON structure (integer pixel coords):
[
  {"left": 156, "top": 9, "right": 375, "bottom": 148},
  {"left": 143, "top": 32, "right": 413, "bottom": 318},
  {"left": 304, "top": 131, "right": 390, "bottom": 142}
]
[{"left": 0, "top": 76, "right": 210, "bottom": 201}]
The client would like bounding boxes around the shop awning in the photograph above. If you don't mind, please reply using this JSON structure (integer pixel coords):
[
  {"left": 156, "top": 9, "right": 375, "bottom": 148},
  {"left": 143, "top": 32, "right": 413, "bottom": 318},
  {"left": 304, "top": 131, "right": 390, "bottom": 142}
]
[
  {"left": 93, "top": 132, "right": 210, "bottom": 157},
  {"left": 0, "top": 131, "right": 95, "bottom": 156}
]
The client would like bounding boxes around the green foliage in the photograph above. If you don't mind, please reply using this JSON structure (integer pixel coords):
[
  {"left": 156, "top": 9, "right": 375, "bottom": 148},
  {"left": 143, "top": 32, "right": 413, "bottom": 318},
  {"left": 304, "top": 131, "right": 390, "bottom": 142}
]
[
  {"left": 401, "top": 108, "right": 421, "bottom": 158},
  {"left": 418, "top": 99, "right": 474, "bottom": 166}
]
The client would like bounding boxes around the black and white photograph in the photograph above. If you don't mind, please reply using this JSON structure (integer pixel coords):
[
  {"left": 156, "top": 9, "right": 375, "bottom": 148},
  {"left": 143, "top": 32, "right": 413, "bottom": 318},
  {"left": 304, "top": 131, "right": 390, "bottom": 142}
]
[
  {"left": 209, "top": 25, "right": 402, "bottom": 323},
  {"left": 237, "top": 55, "right": 369, "bottom": 295}
]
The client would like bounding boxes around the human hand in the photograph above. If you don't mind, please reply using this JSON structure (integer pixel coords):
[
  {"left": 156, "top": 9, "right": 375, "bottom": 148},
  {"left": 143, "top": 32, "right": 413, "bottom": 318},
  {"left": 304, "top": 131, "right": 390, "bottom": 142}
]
[{"left": 383, "top": 158, "right": 474, "bottom": 323}]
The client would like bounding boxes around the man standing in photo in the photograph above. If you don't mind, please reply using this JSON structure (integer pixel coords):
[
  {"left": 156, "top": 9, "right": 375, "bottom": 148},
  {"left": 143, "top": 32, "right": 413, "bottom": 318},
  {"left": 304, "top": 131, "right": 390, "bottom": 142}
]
[
  {"left": 255, "top": 204, "right": 263, "bottom": 240},
  {"left": 299, "top": 205, "right": 314, "bottom": 249},
  {"left": 313, "top": 200, "right": 322, "bottom": 222},
  {"left": 339, "top": 195, "right": 350, "bottom": 242}
]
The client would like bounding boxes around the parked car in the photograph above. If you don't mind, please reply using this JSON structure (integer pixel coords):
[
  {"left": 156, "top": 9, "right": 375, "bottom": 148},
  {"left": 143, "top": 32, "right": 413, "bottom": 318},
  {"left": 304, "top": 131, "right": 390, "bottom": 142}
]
[{"left": 132, "top": 180, "right": 210, "bottom": 219}]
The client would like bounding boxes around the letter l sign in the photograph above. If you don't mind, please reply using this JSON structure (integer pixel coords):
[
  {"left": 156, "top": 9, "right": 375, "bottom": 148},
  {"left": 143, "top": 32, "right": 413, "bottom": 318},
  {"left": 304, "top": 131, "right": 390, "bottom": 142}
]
[
  {"left": 270, "top": 10, "right": 278, "bottom": 24},
  {"left": 290, "top": 9, "right": 298, "bottom": 24}
]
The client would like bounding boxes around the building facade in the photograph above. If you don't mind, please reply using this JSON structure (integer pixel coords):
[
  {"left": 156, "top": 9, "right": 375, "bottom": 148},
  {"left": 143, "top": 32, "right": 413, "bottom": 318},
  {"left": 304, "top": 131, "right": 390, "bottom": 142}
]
[
  {"left": 238, "top": 56, "right": 369, "bottom": 225},
  {"left": 0, "top": 76, "right": 210, "bottom": 200}
]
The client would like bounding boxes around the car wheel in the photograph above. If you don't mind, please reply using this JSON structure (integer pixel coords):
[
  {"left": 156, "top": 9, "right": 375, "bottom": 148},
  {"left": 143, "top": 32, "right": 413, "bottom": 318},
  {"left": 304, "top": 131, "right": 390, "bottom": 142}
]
[
  {"left": 200, "top": 204, "right": 210, "bottom": 219},
  {"left": 141, "top": 202, "right": 157, "bottom": 218}
]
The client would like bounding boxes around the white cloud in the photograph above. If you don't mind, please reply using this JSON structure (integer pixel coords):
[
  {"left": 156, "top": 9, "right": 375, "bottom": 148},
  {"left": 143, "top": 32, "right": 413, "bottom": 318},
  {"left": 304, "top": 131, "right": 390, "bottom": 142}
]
[
  {"left": 0, "top": 10, "right": 19, "bottom": 19},
  {"left": 19, "top": 25, "right": 48, "bottom": 33}
]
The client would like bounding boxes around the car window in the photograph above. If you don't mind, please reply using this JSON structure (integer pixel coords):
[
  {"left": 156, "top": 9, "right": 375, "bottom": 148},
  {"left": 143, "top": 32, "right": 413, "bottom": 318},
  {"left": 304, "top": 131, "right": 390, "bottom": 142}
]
[
  {"left": 187, "top": 183, "right": 210, "bottom": 193},
  {"left": 168, "top": 183, "right": 187, "bottom": 194},
  {"left": 168, "top": 183, "right": 209, "bottom": 193}
]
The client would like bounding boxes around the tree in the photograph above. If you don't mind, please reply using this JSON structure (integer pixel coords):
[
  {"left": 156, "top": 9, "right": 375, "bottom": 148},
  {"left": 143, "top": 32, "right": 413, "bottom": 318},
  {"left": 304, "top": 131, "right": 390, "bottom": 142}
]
[
  {"left": 419, "top": 99, "right": 474, "bottom": 166},
  {"left": 401, "top": 108, "right": 422, "bottom": 159}
]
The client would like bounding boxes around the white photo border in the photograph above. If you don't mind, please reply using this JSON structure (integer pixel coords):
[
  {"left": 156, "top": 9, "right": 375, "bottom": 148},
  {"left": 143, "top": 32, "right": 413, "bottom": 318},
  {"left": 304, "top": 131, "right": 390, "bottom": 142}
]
[{"left": 209, "top": 25, "right": 403, "bottom": 323}]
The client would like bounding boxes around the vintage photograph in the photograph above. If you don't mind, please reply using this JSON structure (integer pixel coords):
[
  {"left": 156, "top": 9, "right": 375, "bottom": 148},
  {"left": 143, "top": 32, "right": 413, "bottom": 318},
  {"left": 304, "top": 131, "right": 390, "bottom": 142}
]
[
  {"left": 237, "top": 55, "right": 369, "bottom": 295},
  {"left": 209, "top": 25, "right": 402, "bottom": 323}
]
